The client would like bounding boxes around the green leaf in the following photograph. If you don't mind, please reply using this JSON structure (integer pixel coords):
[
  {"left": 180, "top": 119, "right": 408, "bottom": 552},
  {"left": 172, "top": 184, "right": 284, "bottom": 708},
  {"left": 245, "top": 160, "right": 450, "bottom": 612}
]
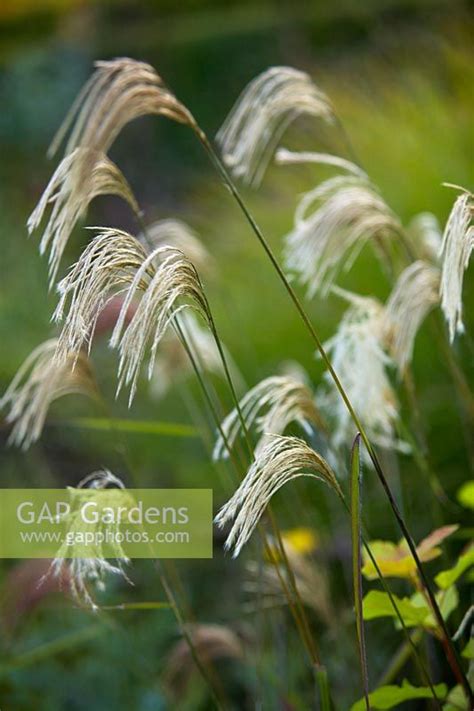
[
  {"left": 435, "top": 548, "right": 474, "bottom": 589},
  {"left": 362, "top": 590, "right": 429, "bottom": 627},
  {"left": 457, "top": 481, "right": 474, "bottom": 510},
  {"left": 351, "top": 680, "right": 447, "bottom": 710},
  {"left": 462, "top": 638, "right": 474, "bottom": 660},
  {"left": 63, "top": 417, "right": 198, "bottom": 437}
]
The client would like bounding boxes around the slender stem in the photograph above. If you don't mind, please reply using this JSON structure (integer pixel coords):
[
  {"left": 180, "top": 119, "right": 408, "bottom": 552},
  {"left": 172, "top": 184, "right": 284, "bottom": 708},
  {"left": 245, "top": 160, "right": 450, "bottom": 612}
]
[{"left": 195, "top": 132, "right": 472, "bottom": 702}]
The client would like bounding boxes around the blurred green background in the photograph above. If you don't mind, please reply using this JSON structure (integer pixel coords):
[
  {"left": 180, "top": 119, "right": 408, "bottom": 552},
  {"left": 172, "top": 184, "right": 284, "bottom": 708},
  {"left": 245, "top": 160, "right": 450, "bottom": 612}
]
[{"left": 0, "top": 1, "right": 473, "bottom": 709}]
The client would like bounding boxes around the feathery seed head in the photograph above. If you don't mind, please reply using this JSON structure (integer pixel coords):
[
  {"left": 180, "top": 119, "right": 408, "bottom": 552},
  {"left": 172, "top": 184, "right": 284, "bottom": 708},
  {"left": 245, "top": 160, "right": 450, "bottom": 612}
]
[
  {"left": 213, "top": 372, "right": 324, "bottom": 461},
  {"left": 141, "top": 218, "right": 213, "bottom": 275},
  {"left": 110, "top": 246, "right": 211, "bottom": 405},
  {"left": 0, "top": 339, "right": 96, "bottom": 449},
  {"left": 408, "top": 212, "right": 443, "bottom": 262},
  {"left": 275, "top": 147, "right": 367, "bottom": 179},
  {"left": 215, "top": 435, "right": 340, "bottom": 557},
  {"left": 53, "top": 228, "right": 150, "bottom": 364},
  {"left": 217, "top": 66, "right": 334, "bottom": 187},
  {"left": 319, "top": 289, "right": 406, "bottom": 453},
  {"left": 47, "top": 469, "right": 132, "bottom": 609},
  {"left": 28, "top": 148, "right": 139, "bottom": 285},
  {"left": 284, "top": 176, "right": 401, "bottom": 297},
  {"left": 49, "top": 57, "right": 199, "bottom": 159},
  {"left": 384, "top": 260, "right": 440, "bottom": 373},
  {"left": 149, "top": 311, "right": 240, "bottom": 399},
  {"left": 438, "top": 187, "right": 473, "bottom": 342}
]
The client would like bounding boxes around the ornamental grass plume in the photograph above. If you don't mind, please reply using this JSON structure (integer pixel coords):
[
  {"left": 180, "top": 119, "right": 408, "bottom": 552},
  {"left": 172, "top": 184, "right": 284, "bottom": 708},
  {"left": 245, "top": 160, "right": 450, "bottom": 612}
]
[
  {"left": 438, "top": 186, "right": 473, "bottom": 342},
  {"left": 47, "top": 470, "right": 132, "bottom": 609},
  {"left": 212, "top": 373, "right": 324, "bottom": 461},
  {"left": 110, "top": 245, "right": 210, "bottom": 405},
  {"left": 27, "top": 148, "right": 139, "bottom": 285},
  {"left": 49, "top": 58, "right": 199, "bottom": 159},
  {"left": 53, "top": 228, "right": 150, "bottom": 363},
  {"left": 407, "top": 212, "right": 443, "bottom": 262},
  {"left": 149, "top": 311, "right": 240, "bottom": 400},
  {"left": 319, "top": 289, "right": 406, "bottom": 453},
  {"left": 215, "top": 435, "right": 341, "bottom": 557},
  {"left": 283, "top": 175, "right": 402, "bottom": 297},
  {"left": 141, "top": 219, "right": 213, "bottom": 275},
  {"left": 384, "top": 261, "right": 440, "bottom": 373},
  {"left": 217, "top": 66, "right": 334, "bottom": 187},
  {"left": 275, "top": 147, "right": 367, "bottom": 179},
  {"left": 0, "top": 339, "right": 96, "bottom": 449}
]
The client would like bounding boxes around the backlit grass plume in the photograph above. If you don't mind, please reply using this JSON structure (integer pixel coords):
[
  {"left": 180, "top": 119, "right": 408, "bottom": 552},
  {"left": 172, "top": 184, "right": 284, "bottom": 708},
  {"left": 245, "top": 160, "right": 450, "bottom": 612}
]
[
  {"left": 28, "top": 148, "right": 139, "bottom": 285},
  {"left": 53, "top": 228, "right": 150, "bottom": 363},
  {"left": 213, "top": 373, "right": 324, "bottom": 460},
  {"left": 319, "top": 290, "right": 405, "bottom": 453},
  {"left": 439, "top": 186, "right": 473, "bottom": 342},
  {"left": 215, "top": 435, "right": 341, "bottom": 557},
  {"left": 284, "top": 175, "right": 402, "bottom": 297},
  {"left": 110, "top": 245, "right": 211, "bottom": 405},
  {"left": 384, "top": 261, "right": 440, "bottom": 373},
  {"left": 47, "top": 469, "right": 132, "bottom": 609},
  {"left": 0, "top": 339, "right": 96, "bottom": 449},
  {"left": 49, "top": 58, "right": 200, "bottom": 159},
  {"left": 217, "top": 66, "right": 334, "bottom": 187},
  {"left": 141, "top": 219, "right": 212, "bottom": 275},
  {"left": 408, "top": 212, "right": 443, "bottom": 262},
  {"left": 275, "top": 147, "right": 367, "bottom": 179}
]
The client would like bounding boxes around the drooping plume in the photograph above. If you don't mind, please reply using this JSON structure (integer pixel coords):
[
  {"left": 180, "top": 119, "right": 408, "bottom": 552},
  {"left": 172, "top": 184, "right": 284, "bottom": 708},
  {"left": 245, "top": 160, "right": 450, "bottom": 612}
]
[
  {"left": 438, "top": 187, "right": 473, "bottom": 342},
  {"left": 141, "top": 218, "right": 212, "bottom": 274},
  {"left": 284, "top": 176, "right": 401, "bottom": 297},
  {"left": 0, "top": 339, "right": 96, "bottom": 449},
  {"left": 213, "top": 372, "right": 324, "bottom": 461},
  {"left": 53, "top": 228, "right": 150, "bottom": 364},
  {"left": 215, "top": 435, "right": 341, "bottom": 557},
  {"left": 319, "top": 289, "right": 406, "bottom": 453},
  {"left": 110, "top": 246, "right": 211, "bottom": 405},
  {"left": 149, "top": 311, "right": 240, "bottom": 399},
  {"left": 28, "top": 148, "right": 139, "bottom": 285},
  {"left": 275, "top": 147, "right": 367, "bottom": 179},
  {"left": 217, "top": 66, "right": 334, "bottom": 187},
  {"left": 408, "top": 212, "right": 443, "bottom": 262},
  {"left": 49, "top": 58, "right": 199, "bottom": 159},
  {"left": 384, "top": 261, "right": 440, "bottom": 373},
  {"left": 47, "top": 470, "right": 132, "bottom": 608}
]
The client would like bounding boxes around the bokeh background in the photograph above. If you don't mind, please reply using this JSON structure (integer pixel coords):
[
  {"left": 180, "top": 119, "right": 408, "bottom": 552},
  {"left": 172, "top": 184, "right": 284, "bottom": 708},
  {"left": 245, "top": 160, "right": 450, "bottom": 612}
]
[{"left": 0, "top": 1, "right": 473, "bottom": 709}]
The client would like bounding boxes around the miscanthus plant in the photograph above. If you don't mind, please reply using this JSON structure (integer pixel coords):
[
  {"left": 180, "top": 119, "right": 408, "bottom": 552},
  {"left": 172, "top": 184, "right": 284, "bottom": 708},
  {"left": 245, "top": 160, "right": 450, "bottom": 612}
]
[{"left": 2, "top": 58, "right": 473, "bottom": 709}]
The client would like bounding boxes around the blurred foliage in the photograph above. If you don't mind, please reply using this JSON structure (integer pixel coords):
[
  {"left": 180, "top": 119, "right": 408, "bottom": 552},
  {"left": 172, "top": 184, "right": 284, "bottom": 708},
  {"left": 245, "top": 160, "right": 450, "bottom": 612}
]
[{"left": 0, "top": 1, "right": 473, "bottom": 709}]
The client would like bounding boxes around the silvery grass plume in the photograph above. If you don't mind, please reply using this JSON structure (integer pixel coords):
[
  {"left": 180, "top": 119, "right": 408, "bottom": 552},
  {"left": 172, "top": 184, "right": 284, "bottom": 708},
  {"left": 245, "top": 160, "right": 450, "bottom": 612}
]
[
  {"left": 47, "top": 470, "right": 132, "bottom": 609},
  {"left": 408, "top": 212, "right": 443, "bottom": 262},
  {"left": 438, "top": 186, "right": 474, "bottom": 342},
  {"left": 110, "top": 245, "right": 210, "bottom": 405},
  {"left": 275, "top": 147, "right": 367, "bottom": 179},
  {"left": 149, "top": 311, "right": 241, "bottom": 400},
  {"left": 320, "top": 289, "right": 407, "bottom": 453},
  {"left": 212, "top": 373, "right": 324, "bottom": 461},
  {"left": 245, "top": 541, "right": 333, "bottom": 621},
  {"left": 384, "top": 260, "right": 440, "bottom": 373},
  {"left": 284, "top": 175, "right": 402, "bottom": 297},
  {"left": 141, "top": 219, "right": 213, "bottom": 275},
  {"left": 217, "top": 66, "right": 334, "bottom": 187},
  {"left": 49, "top": 58, "right": 200, "bottom": 159},
  {"left": 215, "top": 435, "right": 341, "bottom": 557},
  {"left": 0, "top": 339, "right": 96, "bottom": 449},
  {"left": 53, "top": 228, "right": 150, "bottom": 363},
  {"left": 28, "top": 148, "right": 139, "bottom": 285}
]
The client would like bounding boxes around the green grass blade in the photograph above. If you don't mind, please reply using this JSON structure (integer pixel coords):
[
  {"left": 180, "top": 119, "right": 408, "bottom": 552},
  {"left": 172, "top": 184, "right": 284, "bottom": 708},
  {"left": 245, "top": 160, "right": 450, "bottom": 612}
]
[
  {"left": 351, "top": 433, "right": 370, "bottom": 710},
  {"left": 62, "top": 417, "right": 198, "bottom": 437}
]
